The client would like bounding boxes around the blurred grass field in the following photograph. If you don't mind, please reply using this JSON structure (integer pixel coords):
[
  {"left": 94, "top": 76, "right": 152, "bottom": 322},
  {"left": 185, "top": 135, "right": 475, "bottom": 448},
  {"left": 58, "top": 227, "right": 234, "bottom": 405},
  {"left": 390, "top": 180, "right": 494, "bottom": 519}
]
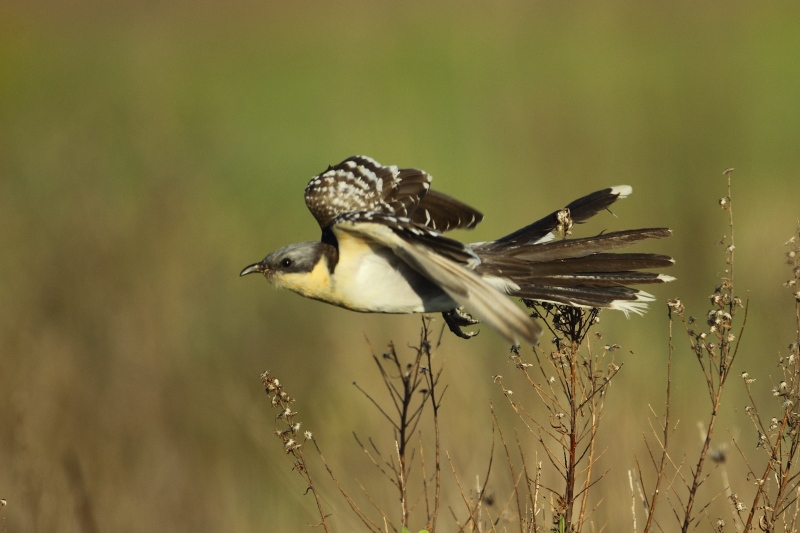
[{"left": 2, "top": 1, "right": 800, "bottom": 531}]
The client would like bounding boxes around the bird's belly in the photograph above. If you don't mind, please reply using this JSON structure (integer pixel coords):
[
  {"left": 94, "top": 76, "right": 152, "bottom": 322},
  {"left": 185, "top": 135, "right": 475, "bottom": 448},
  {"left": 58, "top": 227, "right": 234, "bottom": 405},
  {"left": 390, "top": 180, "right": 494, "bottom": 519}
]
[{"left": 330, "top": 248, "right": 457, "bottom": 314}]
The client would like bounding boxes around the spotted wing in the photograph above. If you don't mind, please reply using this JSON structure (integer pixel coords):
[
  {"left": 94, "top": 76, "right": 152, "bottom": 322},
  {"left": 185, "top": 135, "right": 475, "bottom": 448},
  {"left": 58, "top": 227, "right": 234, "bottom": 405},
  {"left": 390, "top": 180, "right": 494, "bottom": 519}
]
[
  {"left": 305, "top": 156, "right": 431, "bottom": 229},
  {"left": 305, "top": 156, "right": 484, "bottom": 233},
  {"left": 332, "top": 212, "right": 541, "bottom": 345}
]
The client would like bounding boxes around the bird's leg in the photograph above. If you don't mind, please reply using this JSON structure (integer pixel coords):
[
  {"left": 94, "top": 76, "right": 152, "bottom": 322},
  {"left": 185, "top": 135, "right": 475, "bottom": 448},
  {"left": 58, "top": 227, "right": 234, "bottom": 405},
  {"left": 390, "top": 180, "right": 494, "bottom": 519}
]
[{"left": 442, "top": 308, "right": 481, "bottom": 339}]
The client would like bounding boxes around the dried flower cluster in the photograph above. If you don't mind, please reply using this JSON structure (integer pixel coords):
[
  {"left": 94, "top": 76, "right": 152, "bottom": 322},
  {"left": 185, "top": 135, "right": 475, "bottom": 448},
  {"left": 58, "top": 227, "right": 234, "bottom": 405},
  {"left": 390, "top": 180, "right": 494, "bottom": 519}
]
[
  {"left": 263, "top": 370, "right": 313, "bottom": 456},
  {"left": 525, "top": 301, "right": 600, "bottom": 348},
  {"left": 785, "top": 227, "right": 800, "bottom": 302},
  {"left": 555, "top": 207, "right": 574, "bottom": 239},
  {"left": 731, "top": 225, "right": 800, "bottom": 532}
]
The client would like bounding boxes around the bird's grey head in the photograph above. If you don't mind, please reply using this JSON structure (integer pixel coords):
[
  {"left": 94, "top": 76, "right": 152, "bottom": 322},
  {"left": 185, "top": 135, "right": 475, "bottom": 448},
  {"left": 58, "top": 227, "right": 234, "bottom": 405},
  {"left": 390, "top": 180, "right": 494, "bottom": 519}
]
[{"left": 240, "top": 242, "right": 329, "bottom": 282}]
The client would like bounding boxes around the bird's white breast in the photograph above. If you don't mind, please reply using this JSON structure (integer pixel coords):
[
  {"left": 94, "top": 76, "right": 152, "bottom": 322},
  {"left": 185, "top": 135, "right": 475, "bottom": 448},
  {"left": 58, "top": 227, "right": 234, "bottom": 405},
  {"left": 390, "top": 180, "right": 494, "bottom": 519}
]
[{"left": 329, "top": 232, "right": 457, "bottom": 314}]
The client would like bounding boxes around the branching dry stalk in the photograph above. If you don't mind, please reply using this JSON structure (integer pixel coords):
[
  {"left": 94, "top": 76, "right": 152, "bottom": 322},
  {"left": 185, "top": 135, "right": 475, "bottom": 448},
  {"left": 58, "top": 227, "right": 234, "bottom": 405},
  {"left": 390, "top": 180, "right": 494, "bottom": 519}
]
[
  {"left": 351, "top": 317, "right": 446, "bottom": 531},
  {"left": 634, "top": 170, "right": 747, "bottom": 531},
  {"left": 261, "top": 318, "right": 445, "bottom": 533},
  {"left": 670, "top": 170, "right": 748, "bottom": 532},
  {"left": 639, "top": 306, "right": 673, "bottom": 533},
  {"left": 731, "top": 223, "right": 800, "bottom": 533},
  {"left": 496, "top": 303, "right": 619, "bottom": 532},
  {"left": 638, "top": 170, "right": 773, "bottom": 532}
]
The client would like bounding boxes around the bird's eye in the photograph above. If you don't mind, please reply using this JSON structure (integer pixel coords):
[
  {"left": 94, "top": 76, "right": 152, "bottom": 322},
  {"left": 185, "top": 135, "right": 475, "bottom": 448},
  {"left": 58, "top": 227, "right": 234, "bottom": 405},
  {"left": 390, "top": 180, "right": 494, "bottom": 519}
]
[{"left": 281, "top": 258, "right": 293, "bottom": 268}]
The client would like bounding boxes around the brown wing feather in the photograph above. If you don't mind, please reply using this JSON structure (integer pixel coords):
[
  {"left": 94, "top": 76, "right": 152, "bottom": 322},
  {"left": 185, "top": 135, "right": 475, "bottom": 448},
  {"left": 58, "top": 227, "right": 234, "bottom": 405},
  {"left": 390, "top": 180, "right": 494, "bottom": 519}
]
[{"left": 410, "top": 190, "right": 484, "bottom": 232}]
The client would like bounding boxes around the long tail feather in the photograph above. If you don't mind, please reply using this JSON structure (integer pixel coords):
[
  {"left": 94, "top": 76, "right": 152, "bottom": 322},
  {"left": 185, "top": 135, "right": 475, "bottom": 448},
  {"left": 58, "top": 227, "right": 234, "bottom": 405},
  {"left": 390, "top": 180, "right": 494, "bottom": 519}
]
[
  {"left": 482, "top": 185, "right": 633, "bottom": 249},
  {"left": 511, "top": 284, "right": 656, "bottom": 316},
  {"left": 503, "top": 228, "right": 672, "bottom": 262},
  {"left": 476, "top": 224, "right": 674, "bottom": 313}
]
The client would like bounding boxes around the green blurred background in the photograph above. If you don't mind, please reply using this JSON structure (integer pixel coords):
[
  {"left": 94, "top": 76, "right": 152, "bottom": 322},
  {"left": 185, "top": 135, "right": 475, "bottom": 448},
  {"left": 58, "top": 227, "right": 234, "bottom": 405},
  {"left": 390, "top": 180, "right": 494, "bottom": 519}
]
[{"left": 2, "top": 1, "right": 799, "bottom": 531}]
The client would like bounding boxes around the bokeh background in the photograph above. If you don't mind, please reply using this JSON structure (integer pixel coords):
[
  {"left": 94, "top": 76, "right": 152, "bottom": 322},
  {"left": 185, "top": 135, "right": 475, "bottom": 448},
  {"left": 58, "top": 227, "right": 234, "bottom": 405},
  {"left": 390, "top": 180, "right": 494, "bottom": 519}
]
[{"left": 2, "top": 1, "right": 800, "bottom": 531}]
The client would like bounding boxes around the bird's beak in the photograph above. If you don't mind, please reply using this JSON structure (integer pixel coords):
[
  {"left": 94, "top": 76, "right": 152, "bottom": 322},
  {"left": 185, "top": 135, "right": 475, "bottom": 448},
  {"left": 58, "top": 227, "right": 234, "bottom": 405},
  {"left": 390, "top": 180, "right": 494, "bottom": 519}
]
[{"left": 240, "top": 262, "right": 265, "bottom": 277}]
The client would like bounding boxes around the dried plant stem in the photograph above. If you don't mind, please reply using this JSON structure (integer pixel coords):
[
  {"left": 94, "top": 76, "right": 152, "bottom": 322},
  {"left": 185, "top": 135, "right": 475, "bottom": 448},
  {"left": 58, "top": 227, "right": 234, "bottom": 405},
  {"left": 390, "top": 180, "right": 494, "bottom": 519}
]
[
  {"left": 738, "top": 228, "right": 800, "bottom": 531},
  {"left": 577, "top": 394, "right": 599, "bottom": 530},
  {"left": 315, "top": 441, "right": 383, "bottom": 532},
  {"left": 422, "top": 322, "right": 443, "bottom": 532},
  {"left": 352, "top": 318, "right": 446, "bottom": 529},
  {"left": 673, "top": 170, "right": 745, "bottom": 532},
  {"left": 262, "top": 372, "right": 333, "bottom": 532},
  {"left": 642, "top": 310, "right": 673, "bottom": 533},
  {"left": 680, "top": 384, "right": 723, "bottom": 531}
]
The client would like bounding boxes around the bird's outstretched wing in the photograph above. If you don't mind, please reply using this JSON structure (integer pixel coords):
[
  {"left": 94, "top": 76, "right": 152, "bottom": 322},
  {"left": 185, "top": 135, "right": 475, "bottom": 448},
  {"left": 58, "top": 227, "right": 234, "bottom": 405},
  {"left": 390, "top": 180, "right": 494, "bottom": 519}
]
[
  {"left": 305, "top": 156, "right": 483, "bottom": 232},
  {"left": 332, "top": 212, "right": 542, "bottom": 345}
]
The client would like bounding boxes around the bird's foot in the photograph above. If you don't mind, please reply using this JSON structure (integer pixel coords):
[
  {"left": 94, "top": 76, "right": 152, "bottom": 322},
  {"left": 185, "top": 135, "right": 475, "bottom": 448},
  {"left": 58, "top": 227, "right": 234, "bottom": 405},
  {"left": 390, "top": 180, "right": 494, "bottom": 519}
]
[{"left": 442, "top": 308, "right": 480, "bottom": 339}]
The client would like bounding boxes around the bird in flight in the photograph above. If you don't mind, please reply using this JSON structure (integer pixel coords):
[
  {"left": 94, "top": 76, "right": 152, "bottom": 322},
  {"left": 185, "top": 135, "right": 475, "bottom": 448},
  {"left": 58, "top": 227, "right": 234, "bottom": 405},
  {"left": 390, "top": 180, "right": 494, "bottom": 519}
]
[{"left": 241, "top": 156, "right": 673, "bottom": 345}]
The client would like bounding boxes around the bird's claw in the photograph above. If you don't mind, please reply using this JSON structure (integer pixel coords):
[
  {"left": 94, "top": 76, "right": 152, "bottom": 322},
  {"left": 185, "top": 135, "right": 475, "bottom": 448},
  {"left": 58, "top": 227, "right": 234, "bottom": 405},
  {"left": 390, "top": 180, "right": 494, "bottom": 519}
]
[{"left": 442, "top": 308, "right": 481, "bottom": 339}]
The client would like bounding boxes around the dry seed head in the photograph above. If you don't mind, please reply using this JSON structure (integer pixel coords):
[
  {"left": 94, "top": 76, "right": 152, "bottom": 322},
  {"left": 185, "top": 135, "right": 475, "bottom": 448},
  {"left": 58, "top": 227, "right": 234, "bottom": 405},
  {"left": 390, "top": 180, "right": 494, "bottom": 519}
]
[
  {"left": 667, "top": 299, "right": 684, "bottom": 313},
  {"left": 555, "top": 208, "right": 574, "bottom": 238}
]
